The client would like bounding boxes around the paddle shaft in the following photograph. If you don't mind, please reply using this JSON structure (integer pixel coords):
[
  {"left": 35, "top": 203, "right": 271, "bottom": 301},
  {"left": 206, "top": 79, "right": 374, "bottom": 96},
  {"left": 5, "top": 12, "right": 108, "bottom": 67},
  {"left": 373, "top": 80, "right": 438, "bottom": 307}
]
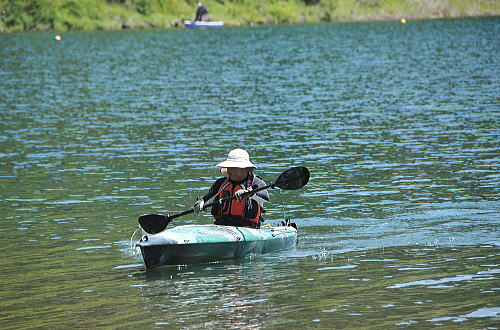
[{"left": 138, "top": 166, "right": 309, "bottom": 234}]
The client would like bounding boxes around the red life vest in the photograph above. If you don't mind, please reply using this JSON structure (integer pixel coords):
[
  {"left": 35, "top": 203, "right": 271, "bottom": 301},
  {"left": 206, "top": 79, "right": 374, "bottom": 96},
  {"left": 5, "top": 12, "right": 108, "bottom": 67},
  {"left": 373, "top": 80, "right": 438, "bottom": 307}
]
[{"left": 214, "top": 178, "right": 261, "bottom": 224}]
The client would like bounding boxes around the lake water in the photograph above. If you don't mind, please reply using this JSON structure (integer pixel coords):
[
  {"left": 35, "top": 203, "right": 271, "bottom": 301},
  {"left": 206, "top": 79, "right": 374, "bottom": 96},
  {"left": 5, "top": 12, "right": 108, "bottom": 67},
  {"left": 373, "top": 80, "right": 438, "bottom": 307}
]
[{"left": 1, "top": 17, "right": 499, "bottom": 328}]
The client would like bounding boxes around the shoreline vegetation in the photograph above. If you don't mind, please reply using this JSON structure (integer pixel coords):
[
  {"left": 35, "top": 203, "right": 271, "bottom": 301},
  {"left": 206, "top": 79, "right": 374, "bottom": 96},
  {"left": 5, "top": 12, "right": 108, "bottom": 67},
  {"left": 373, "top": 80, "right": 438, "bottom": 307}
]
[{"left": 0, "top": 0, "right": 499, "bottom": 33}]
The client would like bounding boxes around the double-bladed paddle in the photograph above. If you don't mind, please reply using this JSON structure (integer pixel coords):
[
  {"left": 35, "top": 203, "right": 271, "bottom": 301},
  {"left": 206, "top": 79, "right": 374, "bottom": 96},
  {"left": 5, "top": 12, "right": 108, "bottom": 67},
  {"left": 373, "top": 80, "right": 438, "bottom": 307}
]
[{"left": 138, "top": 166, "right": 310, "bottom": 234}]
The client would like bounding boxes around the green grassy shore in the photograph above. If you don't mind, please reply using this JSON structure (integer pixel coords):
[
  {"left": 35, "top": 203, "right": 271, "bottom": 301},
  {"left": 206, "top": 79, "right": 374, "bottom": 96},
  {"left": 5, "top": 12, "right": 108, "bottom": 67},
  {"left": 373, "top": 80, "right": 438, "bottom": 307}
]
[{"left": 1, "top": 0, "right": 499, "bottom": 32}]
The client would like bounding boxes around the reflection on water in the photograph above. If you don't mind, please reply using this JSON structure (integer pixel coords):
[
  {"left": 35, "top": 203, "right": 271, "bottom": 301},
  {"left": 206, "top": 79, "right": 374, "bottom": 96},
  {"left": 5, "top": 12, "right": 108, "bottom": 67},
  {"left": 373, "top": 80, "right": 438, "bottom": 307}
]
[
  {"left": 0, "top": 17, "right": 499, "bottom": 328},
  {"left": 127, "top": 245, "right": 499, "bottom": 328}
]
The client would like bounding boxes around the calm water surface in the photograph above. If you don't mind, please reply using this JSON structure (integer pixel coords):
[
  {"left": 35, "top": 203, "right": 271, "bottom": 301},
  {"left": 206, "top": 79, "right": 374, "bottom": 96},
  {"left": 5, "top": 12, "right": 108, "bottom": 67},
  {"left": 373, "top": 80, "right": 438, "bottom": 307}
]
[{"left": 1, "top": 17, "right": 499, "bottom": 328}]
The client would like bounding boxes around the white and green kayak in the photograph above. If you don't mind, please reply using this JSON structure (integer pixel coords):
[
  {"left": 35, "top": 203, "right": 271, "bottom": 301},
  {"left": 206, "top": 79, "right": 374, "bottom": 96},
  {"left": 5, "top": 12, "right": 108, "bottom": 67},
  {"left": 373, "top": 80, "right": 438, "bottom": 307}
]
[{"left": 135, "top": 222, "right": 297, "bottom": 269}]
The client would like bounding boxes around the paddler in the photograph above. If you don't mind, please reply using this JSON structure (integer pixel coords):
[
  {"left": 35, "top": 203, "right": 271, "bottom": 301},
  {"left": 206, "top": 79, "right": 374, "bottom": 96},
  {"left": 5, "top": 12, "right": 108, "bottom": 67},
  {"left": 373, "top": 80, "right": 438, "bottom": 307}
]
[
  {"left": 194, "top": 2, "right": 209, "bottom": 22},
  {"left": 193, "top": 149, "right": 269, "bottom": 228}
]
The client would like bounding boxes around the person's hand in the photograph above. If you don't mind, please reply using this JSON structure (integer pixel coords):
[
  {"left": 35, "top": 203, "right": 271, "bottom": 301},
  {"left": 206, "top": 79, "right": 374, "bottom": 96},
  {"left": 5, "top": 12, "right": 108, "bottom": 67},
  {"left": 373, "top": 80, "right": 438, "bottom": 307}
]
[
  {"left": 193, "top": 199, "right": 205, "bottom": 213},
  {"left": 234, "top": 189, "right": 252, "bottom": 201}
]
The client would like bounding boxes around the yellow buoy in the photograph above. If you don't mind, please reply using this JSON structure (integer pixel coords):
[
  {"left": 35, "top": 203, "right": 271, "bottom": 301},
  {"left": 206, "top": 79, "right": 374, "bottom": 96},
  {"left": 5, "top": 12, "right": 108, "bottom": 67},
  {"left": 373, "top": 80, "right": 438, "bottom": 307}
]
[
  {"left": 400, "top": 18, "right": 407, "bottom": 24},
  {"left": 54, "top": 35, "right": 62, "bottom": 41}
]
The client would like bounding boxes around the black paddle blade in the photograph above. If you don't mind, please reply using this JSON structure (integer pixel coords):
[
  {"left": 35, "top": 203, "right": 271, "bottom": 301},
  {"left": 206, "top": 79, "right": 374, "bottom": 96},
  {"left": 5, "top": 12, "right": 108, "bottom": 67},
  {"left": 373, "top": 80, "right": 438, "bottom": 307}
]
[
  {"left": 274, "top": 166, "right": 310, "bottom": 190},
  {"left": 138, "top": 214, "right": 170, "bottom": 234}
]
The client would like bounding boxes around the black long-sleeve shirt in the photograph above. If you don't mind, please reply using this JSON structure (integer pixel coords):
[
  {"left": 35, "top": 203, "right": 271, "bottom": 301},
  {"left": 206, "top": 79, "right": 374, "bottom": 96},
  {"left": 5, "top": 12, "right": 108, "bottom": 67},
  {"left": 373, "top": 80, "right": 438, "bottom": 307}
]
[
  {"left": 202, "top": 173, "right": 268, "bottom": 204},
  {"left": 202, "top": 173, "right": 269, "bottom": 227},
  {"left": 195, "top": 5, "right": 208, "bottom": 21}
]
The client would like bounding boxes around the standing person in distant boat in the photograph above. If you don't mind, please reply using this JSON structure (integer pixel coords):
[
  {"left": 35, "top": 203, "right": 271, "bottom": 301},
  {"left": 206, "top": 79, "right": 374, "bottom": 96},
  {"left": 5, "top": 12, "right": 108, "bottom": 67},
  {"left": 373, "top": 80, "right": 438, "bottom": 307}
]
[
  {"left": 193, "top": 149, "right": 269, "bottom": 228},
  {"left": 195, "top": 2, "right": 209, "bottom": 22}
]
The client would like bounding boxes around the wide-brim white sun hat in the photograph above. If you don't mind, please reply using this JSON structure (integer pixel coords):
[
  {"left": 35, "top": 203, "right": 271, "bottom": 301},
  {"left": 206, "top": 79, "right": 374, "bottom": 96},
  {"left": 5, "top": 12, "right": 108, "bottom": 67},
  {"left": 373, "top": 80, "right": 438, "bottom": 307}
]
[{"left": 216, "top": 149, "right": 256, "bottom": 168}]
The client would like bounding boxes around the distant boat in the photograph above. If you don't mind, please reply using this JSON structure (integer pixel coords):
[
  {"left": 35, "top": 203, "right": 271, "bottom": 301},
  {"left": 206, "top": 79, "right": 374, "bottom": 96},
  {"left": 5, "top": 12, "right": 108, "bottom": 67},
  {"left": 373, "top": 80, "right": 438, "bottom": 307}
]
[{"left": 184, "top": 20, "right": 224, "bottom": 29}]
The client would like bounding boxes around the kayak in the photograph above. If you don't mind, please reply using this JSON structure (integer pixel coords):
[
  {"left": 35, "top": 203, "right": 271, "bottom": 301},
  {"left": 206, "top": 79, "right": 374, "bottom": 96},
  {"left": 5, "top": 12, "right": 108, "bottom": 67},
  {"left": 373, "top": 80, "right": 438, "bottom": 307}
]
[
  {"left": 135, "top": 222, "right": 297, "bottom": 269},
  {"left": 184, "top": 20, "right": 224, "bottom": 29}
]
